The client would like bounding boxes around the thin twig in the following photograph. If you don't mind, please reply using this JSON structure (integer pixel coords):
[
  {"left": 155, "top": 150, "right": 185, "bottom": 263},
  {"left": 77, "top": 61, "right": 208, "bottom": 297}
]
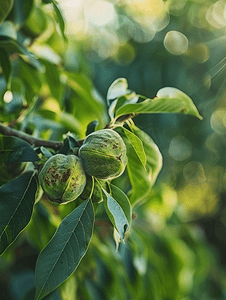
[{"left": 0, "top": 123, "right": 63, "bottom": 150}]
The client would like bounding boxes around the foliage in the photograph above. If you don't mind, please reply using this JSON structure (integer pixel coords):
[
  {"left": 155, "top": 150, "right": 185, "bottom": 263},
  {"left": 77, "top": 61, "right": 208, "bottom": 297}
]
[{"left": 0, "top": 1, "right": 226, "bottom": 300}]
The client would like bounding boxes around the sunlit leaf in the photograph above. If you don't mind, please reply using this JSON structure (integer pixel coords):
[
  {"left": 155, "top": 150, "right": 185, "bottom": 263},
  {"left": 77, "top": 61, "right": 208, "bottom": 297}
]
[
  {"left": 34, "top": 199, "right": 94, "bottom": 300},
  {"left": 115, "top": 87, "right": 203, "bottom": 120},
  {"left": 116, "top": 126, "right": 162, "bottom": 207},
  {"left": 122, "top": 127, "right": 146, "bottom": 169},
  {"left": 0, "top": 172, "right": 38, "bottom": 254},
  {"left": 107, "top": 78, "right": 129, "bottom": 105},
  {"left": 52, "top": 0, "right": 67, "bottom": 41},
  {"left": 108, "top": 93, "right": 139, "bottom": 119}
]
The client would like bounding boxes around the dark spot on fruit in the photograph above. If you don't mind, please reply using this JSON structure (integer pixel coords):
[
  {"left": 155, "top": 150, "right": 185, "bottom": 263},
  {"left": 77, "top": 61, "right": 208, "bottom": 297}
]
[
  {"left": 47, "top": 166, "right": 57, "bottom": 174},
  {"left": 51, "top": 173, "right": 59, "bottom": 180},
  {"left": 61, "top": 168, "right": 71, "bottom": 182},
  {"left": 51, "top": 179, "right": 56, "bottom": 185},
  {"left": 112, "top": 144, "right": 118, "bottom": 149},
  {"left": 45, "top": 177, "right": 51, "bottom": 186},
  {"left": 116, "top": 154, "right": 122, "bottom": 161},
  {"left": 103, "top": 139, "right": 108, "bottom": 143}
]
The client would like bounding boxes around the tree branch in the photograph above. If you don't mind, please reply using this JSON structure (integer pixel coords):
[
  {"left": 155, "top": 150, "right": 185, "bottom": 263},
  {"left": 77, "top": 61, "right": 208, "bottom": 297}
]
[{"left": 0, "top": 123, "right": 63, "bottom": 150}]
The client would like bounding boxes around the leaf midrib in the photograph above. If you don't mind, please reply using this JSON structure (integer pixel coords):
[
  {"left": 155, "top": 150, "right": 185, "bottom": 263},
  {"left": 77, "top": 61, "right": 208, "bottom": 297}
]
[{"left": 36, "top": 199, "right": 92, "bottom": 300}]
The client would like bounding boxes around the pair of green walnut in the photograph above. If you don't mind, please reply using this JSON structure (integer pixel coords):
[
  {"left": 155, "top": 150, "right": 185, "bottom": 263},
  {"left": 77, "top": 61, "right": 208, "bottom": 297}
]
[{"left": 38, "top": 129, "right": 128, "bottom": 204}]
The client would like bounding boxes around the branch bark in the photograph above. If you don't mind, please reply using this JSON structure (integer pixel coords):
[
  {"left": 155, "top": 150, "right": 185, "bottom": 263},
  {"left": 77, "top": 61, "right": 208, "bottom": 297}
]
[{"left": 0, "top": 123, "right": 63, "bottom": 150}]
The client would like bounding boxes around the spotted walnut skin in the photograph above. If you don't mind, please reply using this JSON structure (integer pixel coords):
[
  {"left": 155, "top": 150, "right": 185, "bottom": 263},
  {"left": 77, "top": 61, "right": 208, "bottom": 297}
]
[
  {"left": 38, "top": 154, "right": 86, "bottom": 204},
  {"left": 79, "top": 129, "right": 127, "bottom": 180}
]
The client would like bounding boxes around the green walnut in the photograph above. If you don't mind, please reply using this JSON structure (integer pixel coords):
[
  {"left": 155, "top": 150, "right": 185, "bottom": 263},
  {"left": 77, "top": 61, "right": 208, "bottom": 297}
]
[
  {"left": 38, "top": 154, "right": 86, "bottom": 204},
  {"left": 79, "top": 129, "right": 127, "bottom": 180}
]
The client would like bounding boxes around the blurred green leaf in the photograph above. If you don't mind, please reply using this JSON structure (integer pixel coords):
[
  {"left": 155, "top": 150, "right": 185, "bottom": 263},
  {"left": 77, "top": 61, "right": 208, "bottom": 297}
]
[
  {"left": 102, "top": 187, "right": 129, "bottom": 239},
  {"left": 0, "top": 172, "right": 38, "bottom": 254},
  {"left": 0, "top": 20, "right": 17, "bottom": 39},
  {"left": 52, "top": 0, "right": 67, "bottom": 41},
  {"left": 115, "top": 87, "right": 203, "bottom": 120},
  {"left": 0, "top": 0, "right": 14, "bottom": 25},
  {"left": 107, "top": 78, "right": 129, "bottom": 105},
  {"left": 35, "top": 199, "right": 94, "bottom": 300},
  {"left": 0, "top": 47, "right": 12, "bottom": 89},
  {"left": 42, "top": 59, "right": 64, "bottom": 102},
  {"left": 9, "top": 0, "right": 34, "bottom": 28},
  {"left": 0, "top": 135, "right": 40, "bottom": 163},
  {"left": 0, "top": 35, "right": 42, "bottom": 70},
  {"left": 122, "top": 127, "right": 146, "bottom": 169}
]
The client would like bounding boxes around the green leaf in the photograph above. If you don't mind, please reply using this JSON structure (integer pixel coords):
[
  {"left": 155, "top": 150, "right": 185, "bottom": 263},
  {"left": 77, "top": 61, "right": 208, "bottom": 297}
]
[
  {"left": 110, "top": 184, "right": 132, "bottom": 228},
  {"left": 0, "top": 0, "right": 14, "bottom": 25},
  {"left": 102, "top": 187, "right": 129, "bottom": 239},
  {"left": 9, "top": 0, "right": 34, "bottom": 27},
  {"left": 34, "top": 199, "right": 94, "bottom": 300},
  {"left": 52, "top": 0, "right": 67, "bottom": 41},
  {"left": 86, "top": 120, "right": 99, "bottom": 136},
  {"left": 117, "top": 125, "right": 162, "bottom": 207},
  {"left": 0, "top": 172, "right": 38, "bottom": 254},
  {"left": 107, "top": 78, "right": 129, "bottom": 105},
  {"left": 0, "top": 47, "right": 12, "bottom": 89},
  {"left": 0, "top": 20, "right": 17, "bottom": 39},
  {"left": 108, "top": 93, "right": 138, "bottom": 120},
  {"left": 59, "top": 134, "right": 79, "bottom": 155},
  {"left": 0, "top": 135, "right": 40, "bottom": 163},
  {"left": 122, "top": 127, "right": 146, "bottom": 169},
  {"left": 0, "top": 35, "right": 42, "bottom": 70},
  {"left": 42, "top": 59, "right": 64, "bottom": 102},
  {"left": 115, "top": 87, "right": 203, "bottom": 120}
]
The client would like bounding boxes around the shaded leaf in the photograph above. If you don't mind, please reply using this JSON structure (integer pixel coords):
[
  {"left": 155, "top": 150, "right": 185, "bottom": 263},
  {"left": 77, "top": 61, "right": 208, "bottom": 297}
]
[
  {"left": 59, "top": 134, "right": 79, "bottom": 155},
  {"left": 102, "top": 188, "right": 129, "bottom": 239},
  {"left": 122, "top": 127, "right": 146, "bottom": 169},
  {"left": 40, "top": 146, "right": 53, "bottom": 159},
  {"left": 0, "top": 172, "right": 38, "bottom": 254},
  {"left": 0, "top": 47, "right": 12, "bottom": 89},
  {"left": 9, "top": 0, "right": 34, "bottom": 27},
  {"left": 0, "top": 35, "right": 42, "bottom": 70},
  {"left": 115, "top": 87, "right": 202, "bottom": 120},
  {"left": 0, "top": 0, "right": 14, "bottom": 24},
  {"left": 35, "top": 199, "right": 94, "bottom": 300},
  {"left": 86, "top": 120, "right": 99, "bottom": 136},
  {"left": 0, "top": 135, "right": 40, "bottom": 163},
  {"left": 42, "top": 59, "right": 63, "bottom": 102}
]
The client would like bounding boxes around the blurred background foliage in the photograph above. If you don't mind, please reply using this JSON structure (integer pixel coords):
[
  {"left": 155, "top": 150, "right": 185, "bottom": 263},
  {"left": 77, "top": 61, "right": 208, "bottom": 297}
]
[{"left": 1, "top": 0, "right": 226, "bottom": 299}]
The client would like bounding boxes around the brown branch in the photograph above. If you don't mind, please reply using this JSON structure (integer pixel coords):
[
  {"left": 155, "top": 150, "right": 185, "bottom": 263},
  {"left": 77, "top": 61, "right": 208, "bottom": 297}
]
[{"left": 0, "top": 123, "right": 63, "bottom": 150}]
